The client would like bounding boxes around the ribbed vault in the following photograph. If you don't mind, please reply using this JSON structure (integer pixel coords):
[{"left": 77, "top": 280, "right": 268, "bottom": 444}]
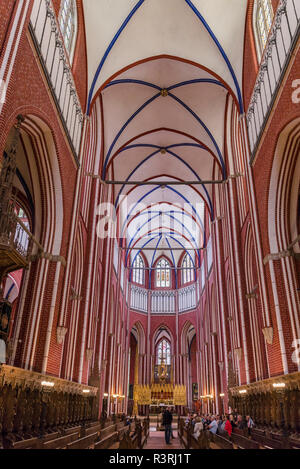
[{"left": 82, "top": 0, "right": 247, "bottom": 267}]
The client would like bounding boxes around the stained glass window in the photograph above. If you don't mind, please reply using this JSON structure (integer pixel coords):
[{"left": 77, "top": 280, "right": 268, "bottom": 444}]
[
  {"left": 157, "top": 339, "right": 171, "bottom": 365},
  {"left": 255, "top": 0, "right": 274, "bottom": 59},
  {"left": 59, "top": 0, "right": 77, "bottom": 58},
  {"left": 182, "top": 254, "right": 194, "bottom": 284},
  {"left": 132, "top": 254, "right": 144, "bottom": 285},
  {"left": 156, "top": 258, "right": 171, "bottom": 288}
]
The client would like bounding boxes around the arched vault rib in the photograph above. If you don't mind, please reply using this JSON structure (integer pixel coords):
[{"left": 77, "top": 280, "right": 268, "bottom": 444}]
[
  {"left": 113, "top": 144, "right": 214, "bottom": 213},
  {"left": 86, "top": 1, "right": 244, "bottom": 113},
  {"left": 102, "top": 88, "right": 226, "bottom": 179},
  {"left": 119, "top": 182, "right": 207, "bottom": 239},
  {"left": 125, "top": 211, "right": 201, "bottom": 265}
]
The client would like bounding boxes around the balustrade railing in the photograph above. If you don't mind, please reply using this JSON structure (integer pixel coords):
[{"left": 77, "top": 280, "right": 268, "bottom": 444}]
[
  {"left": 0, "top": 209, "right": 31, "bottom": 261},
  {"left": 150, "top": 290, "right": 176, "bottom": 314},
  {"left": 29, "top": 0, "right": 84, "bottom": 161},
  {"left": 247, "top": 0, "right": 300, "bottom": 161},
  {"left": 178, "top": 284, "right": 197, "bottom": 312},
  {"left": 130, "top": 285, "right": 148, "bottom": 313},
  {"left": 130, "top": 284, "right": 198, "bottom": 313}
]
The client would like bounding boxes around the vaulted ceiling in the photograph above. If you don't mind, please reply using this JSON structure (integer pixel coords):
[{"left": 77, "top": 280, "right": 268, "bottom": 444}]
[{"left": 82, "top": 0, "right": 248, "bottom": 269}]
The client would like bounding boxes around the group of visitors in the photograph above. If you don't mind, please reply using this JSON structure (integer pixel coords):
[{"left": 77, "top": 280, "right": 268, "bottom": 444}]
[{"left": 185, "top": 410, "right": 254, "bottom": 439}]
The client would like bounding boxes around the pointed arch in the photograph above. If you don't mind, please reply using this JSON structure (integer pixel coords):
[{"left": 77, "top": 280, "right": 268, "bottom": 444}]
[{"left": 154, "top": 256, "right": 172, "bottom": 288}]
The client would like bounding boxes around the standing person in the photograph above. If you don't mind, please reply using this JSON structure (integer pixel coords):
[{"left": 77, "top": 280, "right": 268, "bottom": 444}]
[
  {"left": 230, "top": 413, "right": 237, "bottom": 428},
  {"left": 246, "top": 415, "right": 254, "bottom": 437},
  {"left": 237, "top": 414, "right": 245, "bottom": 430},
  {"left": 225, "top": 415, "right": 233, "bottom": 438},
  {"left": 163, "top": 407, "right": 173, "bottom": 445}
]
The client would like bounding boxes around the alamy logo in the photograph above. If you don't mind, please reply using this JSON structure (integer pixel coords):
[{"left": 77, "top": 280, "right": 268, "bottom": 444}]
[
  {"left": 291, "top": 79, "right": 300, "bottom": 104},
  {"left": 291, "top": 339, "right": 300, "bottom": 366},
  {"left": 0, "top": 79, "right": 7, "bottom": 104}
]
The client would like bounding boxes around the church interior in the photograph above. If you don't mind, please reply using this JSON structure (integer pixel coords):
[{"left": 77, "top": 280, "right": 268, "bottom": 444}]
[{"left": 0, "top": 0, "right": 299, "bottom": 450}]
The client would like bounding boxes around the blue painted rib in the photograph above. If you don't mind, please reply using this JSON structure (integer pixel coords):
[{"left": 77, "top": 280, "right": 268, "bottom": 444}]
[
  {"left": 166, "top": 148, "right": 213, "bottom": 216},
  {"left": 129, "top": 234, "right": 161, "bottom": 281},
  {"left": 115, "top": 149, "right": 161, "bottom": 207},
  {"left": 123, "top": 209, "right": 204, "bottom": 247},
  {"left": 121, "top": 185, "right": 161, "bottom": 234},
  {"left": 5, "top": 283, "right": 15, "bottom": 300},
  {"left": 166, "top": 185, "right": 207, "bottom": 244},
  {"left": 125, "top": 212, "right": 161, "bottom": 265},
  {"left": 102, "top": 92, "right": 161, "bottom": 178},
  {"left": 147, "top": 233, "right": 196, "bottom": 288},
  {"left": 148, "top": 233, "right": 197, "bottom": 287},
  {"left": 125, "top": 211, "right": 201, "bottom": 264},
  {"left": 104, "top": 79, "right": 161, "bottom": 91},
  {"left": 168, "top": 235, "right": 196, "bottom": 278},
  {"left": 120, "top": 185, "right": 206, "bottom": 239},
  {"left": 148, "top": 235, "right": 163, "bottom": 287},
  {"left": 184, "top": 0, "right": 244, "bottom": 113},
  {"left": 87, "top": 0, "right": 146, "bottom": 114},
  {"left": 103, "top": 90, "right": 226, "bottom": 178},
  {"left": 114, "top": 146, "right": 213, "bottom": 215},
  {"left": 168, "top": 91, "right": 226, "bottom": 178},
  {"left": 165, "top": 237, "right": 177, "bottom": 288},
  {"left": 167, "top": 78, "right": 226, "bottom": 91}
]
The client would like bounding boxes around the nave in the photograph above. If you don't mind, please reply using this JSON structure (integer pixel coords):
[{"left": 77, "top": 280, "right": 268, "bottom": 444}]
[{"left": 0, "top": 0, "right": 299, "bottom": 452}]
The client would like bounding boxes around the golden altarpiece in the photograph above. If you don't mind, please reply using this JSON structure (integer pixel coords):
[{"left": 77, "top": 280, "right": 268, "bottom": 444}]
[{"left": 133, "top": 346, "right": 186, "bottom": 413}]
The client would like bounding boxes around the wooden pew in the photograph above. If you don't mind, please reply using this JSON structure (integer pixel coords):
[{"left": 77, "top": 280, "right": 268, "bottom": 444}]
[
  {"left": 93, "top": 420, "right": 126, "bottom": 449},
  {"left": 208, "top": 432, "right": 234, "bottom": 449},
  {"left": 117, "top": 420, "right": 148, "bottom": 450},
  {"left": 61, "top": 425, "right": 82, "bottom": 436},
  {"left": 94, "top": 432, "right": 119, "bottom": 449},
  {"left": 251, "top": 429, "right": 286, "bottom": 449},
  {"left": 189, "top": 432, "right": 210, "bottom": 450},
  {"left": 65, "top": 421, "right": 103, "bottom": 449},
  {"left": 178, "top": 419, "right": 189, "bottom": 448},
  {"left": 99, "top": 423, "right": 117, "bottom": 439},
  {"left": 42, "top": 431, "right": 80, "bottom": 449},
  {"left": 231, "top": 432, "right": 260, "bottom": 449},
  {"left": 10, "top": 437, "right": 40, "bottom": 450},
  {"left": 82, "top": 424, "right": 101, "bottom": 438},
  {"left": 179, "top": 426, "right": 189, "bottom": 449},
  {"left": 67, "top": 432, "right": 98, "bottom": 450},
  {"left": 289, "top": 437, "right": 300, "bottom": 450},
  {"left": 259, "top": 436, "right": 286, "bottom": 449},
  {"left": 10, "top": 432, "right": 59, "bottom": 450},
  {"left": 141, "top": 420, "right": 149, "bottom": 448}
]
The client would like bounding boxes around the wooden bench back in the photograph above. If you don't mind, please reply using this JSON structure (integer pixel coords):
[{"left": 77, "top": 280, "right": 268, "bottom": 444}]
[
  {"left": 67, "top": 432, "right": 98, "bottom": 450},
  {"left": 210, "top": 433, "right": 234, "bottom": 449},
  {"left": 12, "top": 437, "right": 40, "bottom": 450},
  {"left": 84, "top": 424, "right": 101, "bottom": 437},
  {"left": 42, "top": 431, "right": 80, "bottom": 449},
  {"left": 62, "top": 426, "right": 82, "bottom": 436},
  {"left": 231, "top": 432, "right": 260, "bottom": 449},
  {"left": 94, "top": 432, "right": 118, "bottom": 450}
]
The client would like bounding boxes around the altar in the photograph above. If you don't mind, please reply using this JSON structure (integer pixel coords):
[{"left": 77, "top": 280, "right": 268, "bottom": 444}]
[
  {"left": 133, "top": 366, "right": 187, "bottom": 407},
  {"left": 133, "top": 347, "right": 187, "bottom": 411}
]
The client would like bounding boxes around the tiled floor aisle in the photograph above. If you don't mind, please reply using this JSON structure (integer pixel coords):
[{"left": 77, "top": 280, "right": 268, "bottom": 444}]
[{"left": 144, "top": 430, "right": 183, "bottom": 449}]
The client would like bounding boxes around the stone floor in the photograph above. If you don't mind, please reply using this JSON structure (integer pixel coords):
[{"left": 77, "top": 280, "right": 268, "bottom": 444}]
[{"left": 144, "top": 429, "right": 183, "bottom": 449}]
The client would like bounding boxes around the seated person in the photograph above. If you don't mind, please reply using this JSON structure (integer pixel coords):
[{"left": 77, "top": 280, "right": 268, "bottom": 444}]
[
  {"left": 193, "top": 417, "right": 204, "bottom": 439},
  {"left": 208, "top": 416, "right": 218, "bottom": 434}
]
